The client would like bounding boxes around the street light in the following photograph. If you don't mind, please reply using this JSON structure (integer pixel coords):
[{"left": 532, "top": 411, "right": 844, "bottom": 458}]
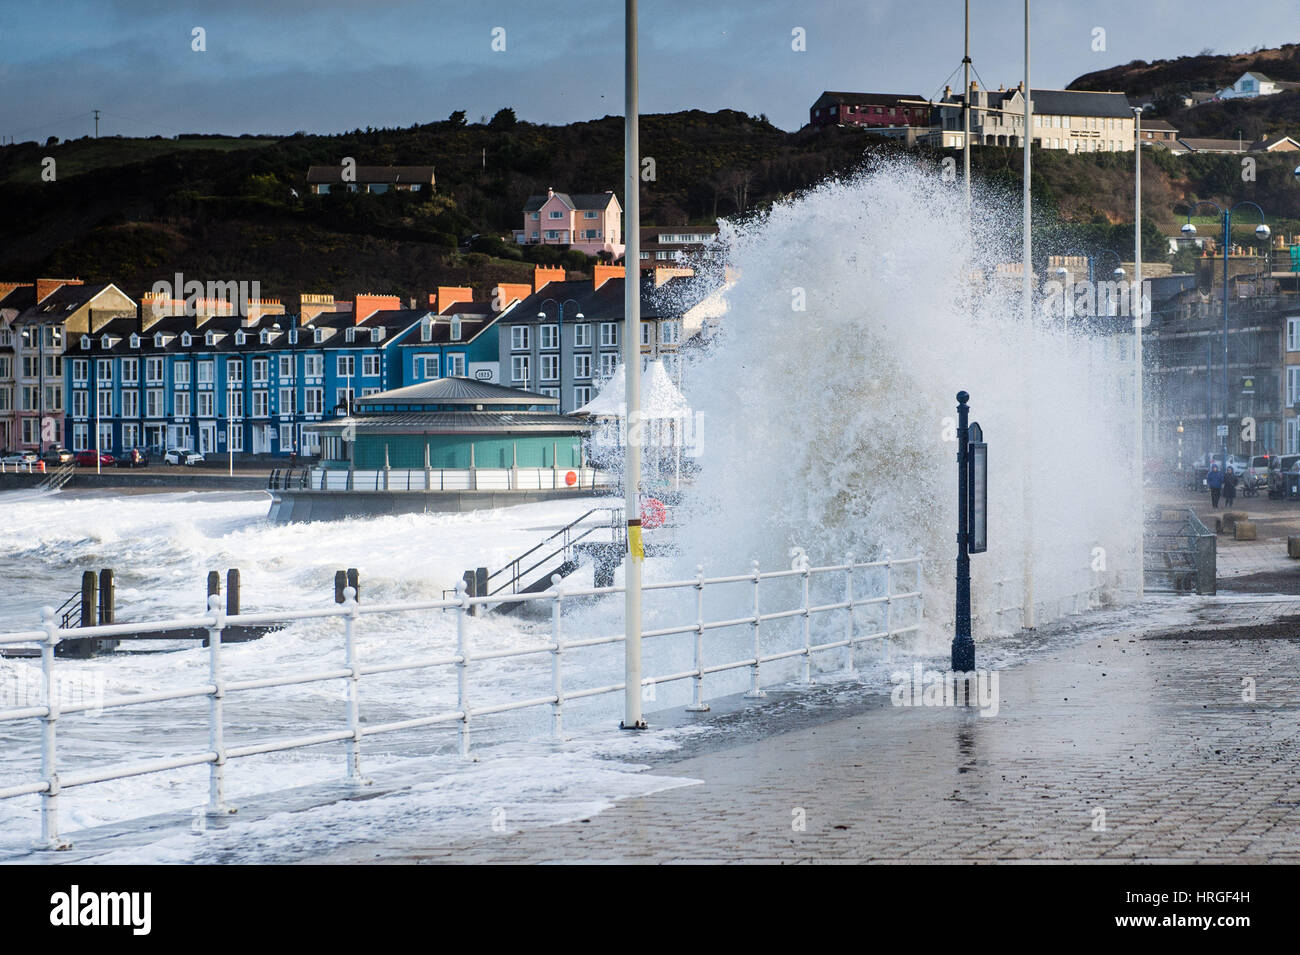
[
  {"left": 537, "top": 297, "right": 583, "bottom": 413},
  {"left": 1182, "top": 199, "right": 1269, "bottom": 465}
]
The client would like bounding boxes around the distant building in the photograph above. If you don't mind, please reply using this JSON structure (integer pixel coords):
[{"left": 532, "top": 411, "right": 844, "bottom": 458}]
[
  {"left": 937, "top": 83, "right": 1135, "bottom": 152},
  {"left": 808, "top": 91, "right": 932, "bottom": 130},
  {"left": 306, "top": 165, "right": 435, "bottom": 195},
  {"left": 638, "top": 225, "right": 719, "bottom": 268},
  {"left": 1139, "top": 118, "right": 1179, "bottom": 144},
  {"left": 513, "top": 188, "right": 625, "bottom": 259},
  {"left": 1215, "top": 71, "right": 1300, "bottom": 100},
  {"left": 1173, "top": 135, "right": 1300, "bottom": 155}
]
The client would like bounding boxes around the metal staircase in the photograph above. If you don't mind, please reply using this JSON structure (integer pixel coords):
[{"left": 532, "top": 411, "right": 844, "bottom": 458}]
[
  {"left": 1145, "top": 506, "right": 1216, "bottom": 594},
  {"left": 37, "top": 462, "right": 76, "bottom": 493}
]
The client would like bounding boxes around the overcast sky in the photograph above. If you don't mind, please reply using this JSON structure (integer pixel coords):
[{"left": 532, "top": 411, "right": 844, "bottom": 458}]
[{"left": 1, "top": 0, "right": 1294, "bottom": 142}]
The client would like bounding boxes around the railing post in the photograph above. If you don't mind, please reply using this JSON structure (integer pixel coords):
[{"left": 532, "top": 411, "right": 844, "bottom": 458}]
[
  {"left": 455, "top": 580, "right": 471, "bottom": 756},
  {"left": 342, "top": 585, "right": 369, "bottom": 785},
  {"left": 883, "top": 549, "right": 893, "bottom": 663},
  {"left": 686, "top": 564, "right": 709, "bottom": 711},
  {"left": 550, "top": 573, "right": 564, "bottom": 738},
  {"left": 745, "top": 559, "right": 765, "bottom": 698},
  {"left": 37, "top": 605, "right": 69, "bottom": 850},
  {"left": 800, "top": 559, "right": 814, "bottom": 685},
  {"left": 206, "top": 592, "right": 234, "bottom": 817},
  {"left": 843, "top": 552, "right": 856, "bottom": 675}
]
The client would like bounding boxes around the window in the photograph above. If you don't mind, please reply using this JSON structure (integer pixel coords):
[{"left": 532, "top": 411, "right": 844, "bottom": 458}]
[
  {"left": 205, "top": 331, "right": 216, "bottom": 347},
  {"left": 1288, "top": 317, "right": 1300, "bottom": 352},
  {"left": 313, "top": 329, "right": 324, "bottom": 344},
  {"left": 540, "top": 324, "right": 559, "bottom": 349},
  {"left": 540, "top": 387, "right": 559, "bottom": 401},
  {"left": 122, "top": 358, "right": 139, "bottom": 383},
  {"left": 1288, "top": 367, "right": 1300, "bottom": 407},
  {"left": 574, "top": 323, "right": 591, "bottom": 348},
  {"left": 235, "top": 330, "right": 247, "bottom": 346},
  {"left": 304, "top": 355, "right": 323, "bottom": 378},
  {"left": 72, "top": 423, "right": 88, "bottom": 452},
  {"left": 228, "top": 425, "right": 243, "bottom": 452},
  {"left": 97, "top": 423, "right": 112, "bottom": 452},
  {"left": 584, "top": 210, "right": 598, "bottom": 219},
  {"left": 252, "top": 390, "right": 268, "bottom": 417},
  {"left": 279, "top": 388, "right": 295, "bottom": 416},
  {"left": 73, "top": 360, "right": 88, "bottom": 383},
  {"left": 447, "top": 353, "right": 466, "bottom": 376},
  {"left": 278, "top": 356, "right": 294, "bottom": 379},
  {"left": 181, "top": 332, "right": 192, "bottom": 347},
  {"left": 198, "top": 361, "right": 214, "bottom": 385},
  {"left": 345, "top": 327, "right": 356, "bottom": 343},
  {"left": 227, "top": 360, "right": 243, "bottom": 384},
  {"left": 96, "top": 359, "right": 113, "bottom": 383},
  {"left": 574, "top": 386, "right": 592, "bottom": 407},
  {"left": 362, "top": 354, "right": 380, "bottom": 377},
  {"left": 640, "top": 323, "right": 652, "bottom": 346},
  {"left": 260, "top": 330, "right": 271, "bottom": 345},
  {"left": 511, "top": 326, "right": 530, "bottom": 350},
  {"left": 422, "top": 356, "right": 440, "bottom": 379},
  {"left": 97, "top": 389, "right": 113, "bottom": 417},
  {"left": 174, "top": 392, "right": 191, "bottom": 417},
  {"left": 197, "top": 392, "right": 213, "bottom": 417},
  {"left": 121, "top": 390, "right": 139, "bottom": 418},
  {"left": 337, "top": 354, "right": 355, "bottom": 377},
  {"left": 279, "top": 424, "right": 296, "bottom": 451},
  {"left": 574, "top": 354, "right": 592, "bottom": 379},
  {"left": 661, "top": 321, "right": 681, "bottom": 345},
  {"left": 420, "top": 317, "right": 432, "bottom": 342},
  {"left": 174, "top": 362, "right": 191, "bottom": 386},
  {"left": 450, "top": 317, "right": 462, "bottom": 341},
  {"left": 600, "top": 323, "right": 618, "bottom": 347},
  {"left": 73, "top": 390, "right": 88, "bottom": 418},
  {"left": 122, "top": 424, "right": 139, "bottom": 449},
  {"left": 548, "top": 210, "right": 564, "bottom": 219},
  {"left": 599, "top": 352, "right": 618, "bottom": 379},
  {"left": 371, "top": 328, "right": 383, "bottom": 343},
  {"left": 228, "top": 391, "right": 244, "bottom": 418},
  {"left": 252, "top": 358, "right": 269, "bottom": 384},
  {"left": 530, "top": 212, "right": 540, "bottom": 220},
  {"left": 44, "top": 384, "right": 61, "bottom": 411},
  {"left": 511, "top": 355, "right": 530, "bottom": 384},
  {"left": 146, "top": 390, "right": 163, "bottom": 418},
  {"left": 146, "top": 357, "right": 164, "bottom": 383},
  {"left": 1289, "top": 417, "right": 1299, "bottom": 455},
  {"left": 541, "top": 354, "right": 559, "bottom": 381},
  {"left": 304, "top": 388, "right": 324, "bottom": 415}
]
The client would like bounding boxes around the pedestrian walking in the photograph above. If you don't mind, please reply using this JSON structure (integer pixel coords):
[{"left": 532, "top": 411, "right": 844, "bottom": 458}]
[
  {"left": 1224, "top": 466, "right": 1237, "bottom": 507},
  {"left": 1207, "top": 462, "right": 1224, "bottom": 508}
]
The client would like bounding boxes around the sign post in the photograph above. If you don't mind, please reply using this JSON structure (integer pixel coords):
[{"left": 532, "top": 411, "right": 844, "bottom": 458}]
[{"left": 953, "top": 391, "right": 987, "bottom": 672}]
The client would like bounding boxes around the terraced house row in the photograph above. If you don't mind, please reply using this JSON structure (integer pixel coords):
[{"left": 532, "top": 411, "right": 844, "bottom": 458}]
[{"left": 0, "top": 267, "right": 719, "bottom": 459}]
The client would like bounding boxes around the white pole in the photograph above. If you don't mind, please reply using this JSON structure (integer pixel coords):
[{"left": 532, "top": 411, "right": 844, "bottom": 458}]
[
  {"left": 963, "top": 0, "right": 971, "bottom": 213},
  {"left": 622, "top": 0, "right": 645, "bottom": 730},
  {"left": 1134, "top": 107, "right": 1145, "bottom": 598},
  {"left": 1021, "top": 0, "right": 1035, "bottom": 630},
  {"left": 95, "top": 372, "right": 101, "bottom": 475},
  {"left": 228, "top": 382, "right": 233, "bottom": 476}
]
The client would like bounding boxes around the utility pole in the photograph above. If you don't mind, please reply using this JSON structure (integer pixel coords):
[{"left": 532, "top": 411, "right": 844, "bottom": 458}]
[
  {"left": 1133, "top": 107, "right": 1145, "bottom": 598},
  {"left": 1021, "top": 0, "right": 1035, "bottom": 630},
  {"left": 93, "top": 109, "right": 100, "bottom": 138},
  {"left": 621, "top": 0, "right": 645, "bottom": 731},
  {"left": 962, "top": 0, "right": 971, "bottom": 212}
]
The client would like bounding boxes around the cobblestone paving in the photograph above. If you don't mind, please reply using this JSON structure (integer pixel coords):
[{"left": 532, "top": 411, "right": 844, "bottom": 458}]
[{"left": 315, "top": 603, "right": 1300, "bottom": 864}]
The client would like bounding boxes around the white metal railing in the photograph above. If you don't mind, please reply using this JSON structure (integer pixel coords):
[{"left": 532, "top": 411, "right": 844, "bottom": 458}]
[
  {"left": 0, "top": 550, "right": 923, "bottom": 848},
  {"left": 0, "top": 461, "right": 46, "bottom": 474},
  {"left": 304, "top": 466, "right": 614, "bottom": 492},
  {"left": 971, "top": 567, "right": 1105, "bottom": 633}
]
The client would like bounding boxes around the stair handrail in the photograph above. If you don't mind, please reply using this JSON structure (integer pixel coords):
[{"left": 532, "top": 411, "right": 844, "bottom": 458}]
[{"left": 485, "top": 506, "right": 624, "bottom": 596}]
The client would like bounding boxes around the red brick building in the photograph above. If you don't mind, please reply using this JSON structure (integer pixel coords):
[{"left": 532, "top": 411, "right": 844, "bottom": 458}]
[{"left": 808, "top": 91, "right": 932, "bottom": 129}]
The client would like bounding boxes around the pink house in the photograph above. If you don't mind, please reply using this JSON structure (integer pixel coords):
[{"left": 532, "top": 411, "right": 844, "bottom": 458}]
[{"left": 513, "top": 188, "right": 625, "bottom": 259}]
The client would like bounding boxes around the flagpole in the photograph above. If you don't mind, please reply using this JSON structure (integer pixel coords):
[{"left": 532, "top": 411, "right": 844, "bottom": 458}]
[
  {"left": 1021, "top": 0, "right": 1035, "bottom": 629},
  {"left": 621, "top": 0, "right": 645, "bottom": 730}
]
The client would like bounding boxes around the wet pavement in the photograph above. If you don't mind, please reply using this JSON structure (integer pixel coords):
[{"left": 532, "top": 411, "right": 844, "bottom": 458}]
[{"left": 310, "top": 594, "right": 1300, "bottom": 864}]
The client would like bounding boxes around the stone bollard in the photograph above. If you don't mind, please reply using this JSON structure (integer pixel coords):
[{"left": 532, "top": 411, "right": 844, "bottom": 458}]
[
  {"left": 1288, "top": 537, "right": 1300, "bottom": 559},
  {"left": 1234, "top": 521, "right": 1257, "bottom": 541},
  {"left": 1221, "top": 511, "right": 1248, "bottom": 535}
]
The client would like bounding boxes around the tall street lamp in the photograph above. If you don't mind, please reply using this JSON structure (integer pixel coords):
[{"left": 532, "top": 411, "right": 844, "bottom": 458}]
[
  {"left": 537, "top": 297, "right": 583, "bottom": 414},
  {"left": 1181, "top": 201, "right": 1270, "bottom": 463}
]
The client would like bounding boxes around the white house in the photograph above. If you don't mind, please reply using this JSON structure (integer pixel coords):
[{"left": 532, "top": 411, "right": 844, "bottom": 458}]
[{"left": 1216, "top": 71, "right": 1300, "bottom": 100}]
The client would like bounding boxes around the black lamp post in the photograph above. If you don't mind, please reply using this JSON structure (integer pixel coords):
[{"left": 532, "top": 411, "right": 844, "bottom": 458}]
[
  {"left": 538, "top": 297, "right": 583, "bottom": 413},
  {"left": 953, "top": 391, "right": 987, "bottom": 672},
  {"left": 1181, "top": 201, "right": 1270, "bottom": 463}
]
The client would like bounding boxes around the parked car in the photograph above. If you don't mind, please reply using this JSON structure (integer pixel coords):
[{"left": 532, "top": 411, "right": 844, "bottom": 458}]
[
  {"left": 164, "top": 448, "right": 204, "bottom": 466},
  {"left": 39, "top": 446, "right": 74, "bottom": 465},
  {"left": 115, "top": 448, "right": 146, "bottom": 468},
  {"left": 75, "top": 449, "right": 115, "bottom": 468},
  {"left": 1268, "top": 454, "right": 1300, "bottom": 499},
  {"left": 1, "top": 450, "right": 39, "bottom": 465}
]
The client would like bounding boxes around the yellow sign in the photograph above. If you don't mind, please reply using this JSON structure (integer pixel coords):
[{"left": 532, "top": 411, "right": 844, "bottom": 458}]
[{"left": 628, "top": 524, "right": 645, "bottom": 561}]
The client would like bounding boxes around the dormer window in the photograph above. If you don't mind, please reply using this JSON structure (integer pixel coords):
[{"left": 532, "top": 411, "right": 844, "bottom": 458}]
[
  {"left": 205, "top": 331, "right": 216, "bottom": 347},
  {"left": 260, "top": 329, "right": 271, "bottom": 344},
  {"left": 81, "top": 335, "right": 91, "bottom": 350},
  {"left": 345, "top": 327, "right": 356, "bottom": 342},
  {"left": 288, "top": 328, "right": 298, "bottom": 345},
  {"left": 129, "top": 333, "right": 140, "bottom": 348},
  {"left": 234, "top": 330, "right": 246, "bottom": 346},
  {"left": 420, "top": 317, "right": 432, "bottom": 342},
  {"left": 181, "top": 332, "right": 192, "bottom": 347},
  {"left": 371, "top": 327, "right": 383, "bottom": 343},
  {"left": 154, "top": 332, "right": 164, "bottom": 348},
  {"left": 450, "top": 317, "right": 462, "bottom": 341},
  {"left": 100, "top": 335, "right": 111, "bottom": 349},
  {"left": 313, "top": 328, "right": 324, "bottom": 344}
]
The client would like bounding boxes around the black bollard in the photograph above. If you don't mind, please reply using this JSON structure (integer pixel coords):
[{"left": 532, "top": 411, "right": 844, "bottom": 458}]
[
  {"left": 226, "top": 568, "right": 240, "bottom": 616},
  {"left": 334, "top": 570, "right": 347, "bottom": 604},
  {"left": 80, "top": 571, "right": 97, "bottom": 629},
  {"left": 347, "top": 568, "right": 359, "bottom": 602},
  {"left": 98, "top": 568, "right": 114, "bottom": 625}
]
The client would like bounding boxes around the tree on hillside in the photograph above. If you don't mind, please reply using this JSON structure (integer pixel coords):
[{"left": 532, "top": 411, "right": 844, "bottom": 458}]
[{"left": 489, "top": 108, "right": 518, "bottom": 131}]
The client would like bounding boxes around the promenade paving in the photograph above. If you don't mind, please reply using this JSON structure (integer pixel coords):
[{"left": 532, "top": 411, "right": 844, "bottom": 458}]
[{"left": 307, "top": 589, "right": 1300, "bottom": 864}]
